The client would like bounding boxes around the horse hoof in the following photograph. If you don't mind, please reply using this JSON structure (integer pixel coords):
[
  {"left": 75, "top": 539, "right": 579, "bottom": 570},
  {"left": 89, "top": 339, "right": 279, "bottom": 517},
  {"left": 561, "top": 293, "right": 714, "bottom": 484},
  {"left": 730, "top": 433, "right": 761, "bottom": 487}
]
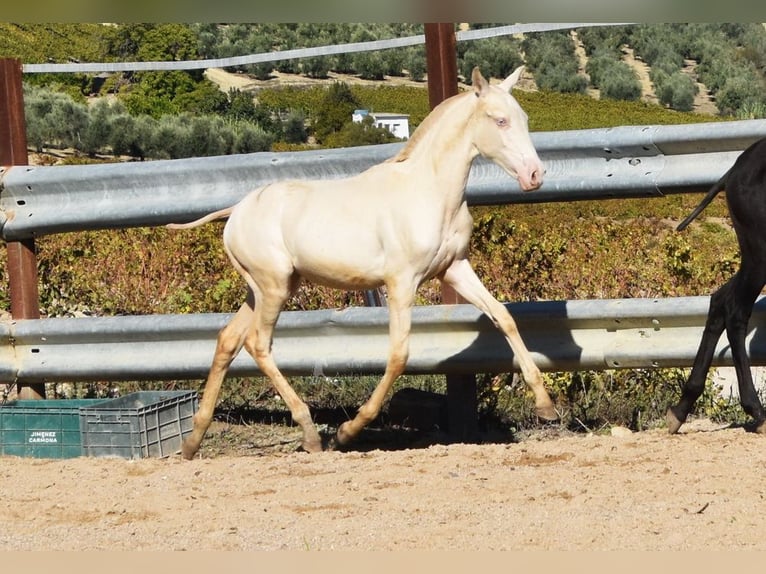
[
  {"left": 300, "top": 438, "right": 323, "bottom": 453},
  {"left": 754, "top": 420, "right": 766, "bottom": 434},
  {"left": 666, "top": 408, "right": 684, "bottom": 434},
  {"left": 535, "top": 405, "right": 559, "bottom": 422},
  {"left": 181, "top": 442, "right": 198, "bottom": 460},
  {"left": 334, "top": 421, "right": 357, "bottom": 446}
]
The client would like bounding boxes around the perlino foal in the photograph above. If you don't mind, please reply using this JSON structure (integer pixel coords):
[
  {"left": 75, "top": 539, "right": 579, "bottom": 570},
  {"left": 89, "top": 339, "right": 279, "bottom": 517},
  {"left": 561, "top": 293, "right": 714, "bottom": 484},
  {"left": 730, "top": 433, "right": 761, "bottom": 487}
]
[{"left": 170, "top": 66, "right": 557, "bottom": 458}]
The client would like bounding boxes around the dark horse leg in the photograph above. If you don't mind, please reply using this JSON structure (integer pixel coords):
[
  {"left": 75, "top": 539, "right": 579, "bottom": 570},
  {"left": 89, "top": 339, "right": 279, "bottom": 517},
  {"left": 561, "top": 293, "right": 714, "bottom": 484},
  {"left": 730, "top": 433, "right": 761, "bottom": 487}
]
[
  {"left": 667, "top": 283, "right": 728, "bottom": 433},
  {"left": 669, "top": 137, "right": 766, "bottom": 435},
  {"left": 726, "top": 266, "right": 766, "bottom": 431},
  {"left": 667, "top": 270, "right": 766, "bottom": 433}
]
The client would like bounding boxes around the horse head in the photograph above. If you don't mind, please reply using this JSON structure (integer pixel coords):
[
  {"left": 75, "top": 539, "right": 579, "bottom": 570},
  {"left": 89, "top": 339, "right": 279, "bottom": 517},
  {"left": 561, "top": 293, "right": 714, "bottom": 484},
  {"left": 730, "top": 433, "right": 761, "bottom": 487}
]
[{"left": 469, "top": 66, "right": 543, "bottom": 192}]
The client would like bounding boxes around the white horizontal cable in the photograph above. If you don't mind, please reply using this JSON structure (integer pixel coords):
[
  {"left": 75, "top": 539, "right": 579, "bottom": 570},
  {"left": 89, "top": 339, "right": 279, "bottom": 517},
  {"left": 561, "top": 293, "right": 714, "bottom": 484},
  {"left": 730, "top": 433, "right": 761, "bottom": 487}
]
[{"left": 22, "top": 23, "right": 629, "bottom": 74}]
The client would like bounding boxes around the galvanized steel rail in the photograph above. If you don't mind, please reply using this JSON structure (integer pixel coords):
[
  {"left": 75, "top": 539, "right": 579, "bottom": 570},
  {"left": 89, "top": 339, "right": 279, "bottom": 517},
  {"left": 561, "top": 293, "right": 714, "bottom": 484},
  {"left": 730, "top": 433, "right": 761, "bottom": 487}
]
[
  {"left": 3, "top": 297, "right": 766, "bottom": 385},
  {"left": 3, "top": 119, "right": 766, "bottom": 240}
]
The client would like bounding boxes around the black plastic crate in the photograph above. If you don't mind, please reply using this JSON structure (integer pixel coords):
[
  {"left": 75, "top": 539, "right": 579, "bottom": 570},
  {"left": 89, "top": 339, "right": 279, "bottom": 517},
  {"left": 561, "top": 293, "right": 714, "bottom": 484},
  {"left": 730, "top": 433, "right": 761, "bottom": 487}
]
[
  {"left": 0, "top": 399, "right": 103, "bottom": 459},
  {"left": 79, "top": 390, "right": 198, "bottom": 459}
]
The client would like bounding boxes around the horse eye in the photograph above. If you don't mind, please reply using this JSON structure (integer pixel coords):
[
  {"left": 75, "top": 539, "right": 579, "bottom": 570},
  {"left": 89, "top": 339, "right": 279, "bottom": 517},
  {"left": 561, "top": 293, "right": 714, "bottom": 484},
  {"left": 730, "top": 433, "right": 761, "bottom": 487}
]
[{"left": 495, "top": 117, "right": 508, "bottom": 127}]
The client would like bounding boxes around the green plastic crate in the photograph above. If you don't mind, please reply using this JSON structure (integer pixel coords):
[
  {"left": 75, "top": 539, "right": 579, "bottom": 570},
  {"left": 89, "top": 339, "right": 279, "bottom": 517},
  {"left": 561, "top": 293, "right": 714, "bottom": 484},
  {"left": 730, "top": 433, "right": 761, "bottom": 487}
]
[
  {"left": 79, "top": 390, "right": 198, "bottom": 459},
  {"left": 0, "top": 399, "right": 103, "bottom": 459}
]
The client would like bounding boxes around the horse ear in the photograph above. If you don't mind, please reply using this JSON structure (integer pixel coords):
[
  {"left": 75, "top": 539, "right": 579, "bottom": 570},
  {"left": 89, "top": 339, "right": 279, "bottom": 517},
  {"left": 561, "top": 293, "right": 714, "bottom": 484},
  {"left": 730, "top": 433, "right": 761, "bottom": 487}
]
[
  {"left": 499, "top": 65, "right": 525, "bottom": 92},
  {"left": 471, "top": 66, "right": 489, "bottom": 97}
]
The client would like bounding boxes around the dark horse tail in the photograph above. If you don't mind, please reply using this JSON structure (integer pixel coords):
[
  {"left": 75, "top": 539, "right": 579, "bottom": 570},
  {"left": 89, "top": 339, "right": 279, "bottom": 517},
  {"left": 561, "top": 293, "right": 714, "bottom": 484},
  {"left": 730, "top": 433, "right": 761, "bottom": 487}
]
[{"left": 676, "top": 167, "right": 733, "bottom": 231}]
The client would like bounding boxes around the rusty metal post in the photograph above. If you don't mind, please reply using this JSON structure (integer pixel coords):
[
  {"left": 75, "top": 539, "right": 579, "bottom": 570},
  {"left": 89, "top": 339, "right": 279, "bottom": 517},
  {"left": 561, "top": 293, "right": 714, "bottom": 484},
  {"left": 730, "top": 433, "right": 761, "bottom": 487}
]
[
  {"left": 0, "top": 58, "right": 45, "bottom": 399},
  {"left": 424, "top": 24, "right": 479, "bottom": 442},
  {"left": 424, "top": 23, "right": 460, "bottom": 108}
]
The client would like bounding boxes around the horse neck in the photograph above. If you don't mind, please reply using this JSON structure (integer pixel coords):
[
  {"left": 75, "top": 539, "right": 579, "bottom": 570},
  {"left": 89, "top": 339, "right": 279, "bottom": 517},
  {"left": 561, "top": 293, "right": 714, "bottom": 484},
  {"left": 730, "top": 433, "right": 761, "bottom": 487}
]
[{"left": 393, "top": 93, "right": 478, "bottom": 193}]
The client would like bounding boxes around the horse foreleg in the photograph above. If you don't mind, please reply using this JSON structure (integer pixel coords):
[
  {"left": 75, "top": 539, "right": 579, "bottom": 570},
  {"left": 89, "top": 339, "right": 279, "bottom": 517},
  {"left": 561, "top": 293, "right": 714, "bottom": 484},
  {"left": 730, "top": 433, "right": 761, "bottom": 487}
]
[
  {"left": 182, "top": 299, "right": 253, "bottom": 460},
  {"left": 245, "top": 292, "right": 323, "bottom": 453},
  {"left": 441, "top": 259, "right": 558, "bottom": 421},
  {"left": 333, "top": 290, "right": 413, "bottom": 447}
]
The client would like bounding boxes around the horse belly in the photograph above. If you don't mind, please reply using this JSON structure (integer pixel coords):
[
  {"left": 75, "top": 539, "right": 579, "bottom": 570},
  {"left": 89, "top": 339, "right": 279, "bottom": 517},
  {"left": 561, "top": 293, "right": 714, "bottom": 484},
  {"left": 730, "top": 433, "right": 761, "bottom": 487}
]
[
  {"left": 296, "top": 255, "right": 385, "bottom": 290},
  {"left": 291, "top": 233, "right": 386, "bottom": 290}
]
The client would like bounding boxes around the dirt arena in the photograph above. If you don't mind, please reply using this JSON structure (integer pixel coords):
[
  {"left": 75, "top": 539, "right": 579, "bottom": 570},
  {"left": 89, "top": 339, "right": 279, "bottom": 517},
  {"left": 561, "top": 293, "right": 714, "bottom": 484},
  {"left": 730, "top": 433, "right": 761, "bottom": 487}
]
[{"left": 1, "top": 416, "right": 764, "bottom": 551}]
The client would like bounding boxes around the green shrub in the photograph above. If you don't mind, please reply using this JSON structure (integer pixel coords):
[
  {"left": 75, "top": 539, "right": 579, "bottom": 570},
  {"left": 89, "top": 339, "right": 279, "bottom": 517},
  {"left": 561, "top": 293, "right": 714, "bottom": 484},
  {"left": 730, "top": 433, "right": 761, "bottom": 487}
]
[
  {"left": 23, "top": 85, "right": 89, "bottom": 152},
  {"left": 459, "top": 36, "right": 524, "bottom": 82},
  {"left": 312, "top": 82, "right": 360, "bottom": 142},
  {"left": 598, "top": 65, "right": 642, "bottom": 102},
  {"left": 715, "top": 74, "right": 766, "bottom": 116},
  {"left": 656, "top": 72, "right": 697, "bottom": 112}
]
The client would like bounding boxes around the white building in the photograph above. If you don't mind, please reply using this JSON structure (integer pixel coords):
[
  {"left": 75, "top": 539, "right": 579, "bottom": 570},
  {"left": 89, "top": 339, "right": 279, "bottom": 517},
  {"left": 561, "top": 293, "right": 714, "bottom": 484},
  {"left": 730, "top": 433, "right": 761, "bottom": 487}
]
[{"left": 352, "top": 109, "right": 410, "bottom": 139}]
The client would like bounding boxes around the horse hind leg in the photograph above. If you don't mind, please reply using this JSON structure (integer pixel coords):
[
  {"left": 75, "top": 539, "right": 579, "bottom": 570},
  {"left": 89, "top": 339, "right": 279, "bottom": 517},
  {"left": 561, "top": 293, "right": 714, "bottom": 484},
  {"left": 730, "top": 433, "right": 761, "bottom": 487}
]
[
  {"left": 724, "top": 271, "right": 766, "bottom": 433},
  {"left": 244, "top": 285, "right": 323, "bottom": 453},
  {"left": 666, "top": 285, "right": 727, "bottom": 434},
  {"left": 182, "top": 297, "right": 254, "bottom": 459}
]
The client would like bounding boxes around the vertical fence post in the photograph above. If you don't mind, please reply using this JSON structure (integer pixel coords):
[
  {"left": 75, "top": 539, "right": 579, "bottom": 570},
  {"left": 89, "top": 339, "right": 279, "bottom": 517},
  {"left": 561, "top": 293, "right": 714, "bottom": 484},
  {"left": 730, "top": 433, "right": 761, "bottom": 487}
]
[
  {"left": 424, "top": 24, "right": 479, "bottom": 443},
  {"left": 0, "top": 58, "right": 45, "bottom": 400}
]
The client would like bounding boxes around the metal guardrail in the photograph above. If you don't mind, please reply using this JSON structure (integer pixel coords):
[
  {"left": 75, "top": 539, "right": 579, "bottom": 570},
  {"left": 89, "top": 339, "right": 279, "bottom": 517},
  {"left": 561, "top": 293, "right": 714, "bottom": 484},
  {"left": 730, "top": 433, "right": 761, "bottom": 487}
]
[
  {"left": 3, "top": 119, "right": 766, "bottom": 240},
  {"left": 3, "top": 296, "right": 766, "bottom": 384},
  {"left": 0, "top": 296, "right": 766, "bottom": 383},
  {"left": 3, "top": 120, "right": 766, "bottom": 384}
]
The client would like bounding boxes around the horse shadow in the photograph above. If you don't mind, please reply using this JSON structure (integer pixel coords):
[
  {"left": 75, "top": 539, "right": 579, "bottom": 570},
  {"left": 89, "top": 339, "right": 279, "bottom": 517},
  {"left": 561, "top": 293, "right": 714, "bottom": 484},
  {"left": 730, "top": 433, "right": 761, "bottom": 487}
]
[{"left": 436, "top": 300, "right": 582, "bottom": 376}]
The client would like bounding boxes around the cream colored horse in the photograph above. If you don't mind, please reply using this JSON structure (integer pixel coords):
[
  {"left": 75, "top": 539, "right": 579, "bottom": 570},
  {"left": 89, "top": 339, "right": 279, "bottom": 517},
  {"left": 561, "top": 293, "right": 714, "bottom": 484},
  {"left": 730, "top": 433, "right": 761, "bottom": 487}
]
[{"left": 171, "top": 66, "right": 556, "bottom": 458}]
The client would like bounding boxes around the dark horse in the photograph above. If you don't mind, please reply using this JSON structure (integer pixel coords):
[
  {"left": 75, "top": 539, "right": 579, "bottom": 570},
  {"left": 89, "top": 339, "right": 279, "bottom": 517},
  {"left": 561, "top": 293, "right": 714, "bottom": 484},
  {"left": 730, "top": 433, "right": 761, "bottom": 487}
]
[{"left": 668, "top": 137, "right": 766, "bottom": 434}]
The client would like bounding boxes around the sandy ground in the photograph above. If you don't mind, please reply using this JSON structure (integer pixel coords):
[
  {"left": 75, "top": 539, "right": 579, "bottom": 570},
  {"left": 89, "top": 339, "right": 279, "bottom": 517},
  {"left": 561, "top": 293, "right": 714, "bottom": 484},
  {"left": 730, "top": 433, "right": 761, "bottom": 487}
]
[{"left": 2, "top": 417, "right": 765, "bottom": 551}]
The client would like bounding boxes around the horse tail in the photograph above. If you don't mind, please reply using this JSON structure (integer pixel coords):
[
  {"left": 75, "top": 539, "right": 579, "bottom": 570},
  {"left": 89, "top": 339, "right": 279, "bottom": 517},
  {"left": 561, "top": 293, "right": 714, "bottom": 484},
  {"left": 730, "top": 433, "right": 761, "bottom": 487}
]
[
  {"left": 676, "top": 167, "right": 732, "bottom": 231},
  {"left": 166, "top": 206, "right": 235, "bottom": 230}
]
